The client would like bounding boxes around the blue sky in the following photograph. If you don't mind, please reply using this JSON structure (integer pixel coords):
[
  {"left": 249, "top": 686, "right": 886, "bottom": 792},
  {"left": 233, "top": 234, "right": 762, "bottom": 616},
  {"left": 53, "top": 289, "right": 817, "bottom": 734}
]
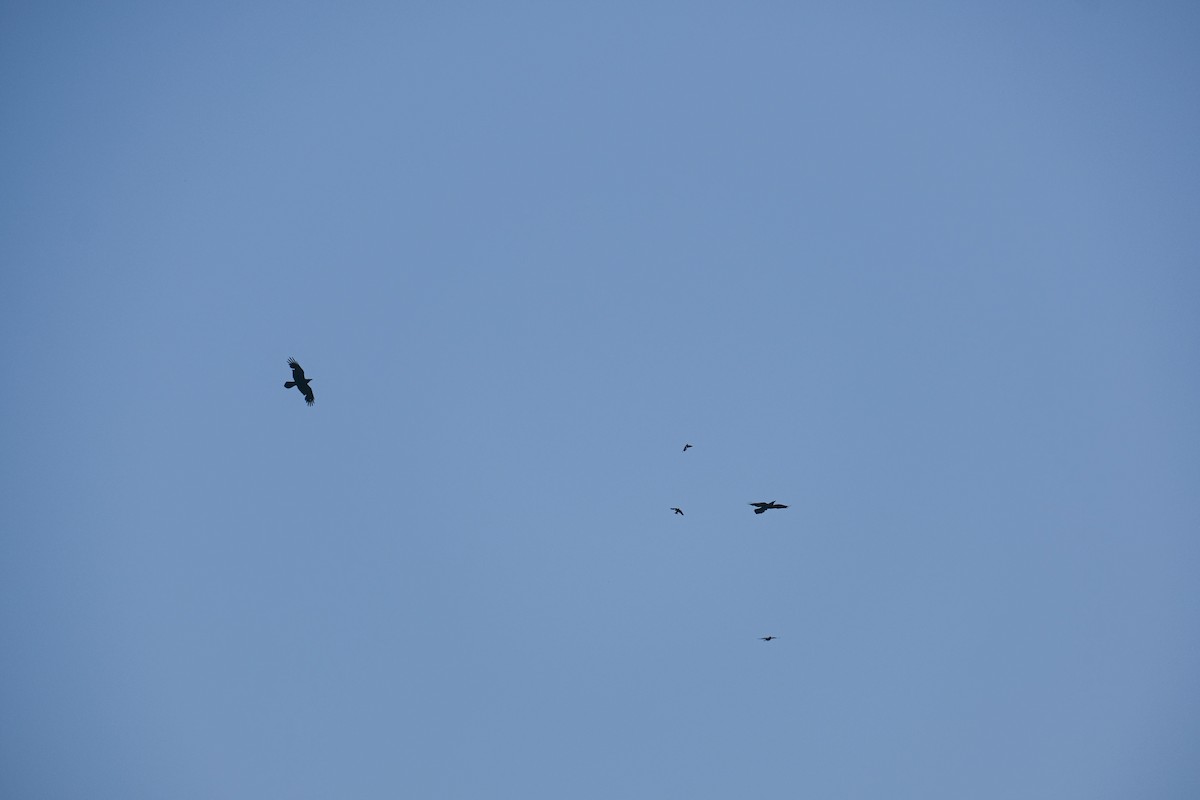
[{"left": 2, "top": 2, "right": 1198, "bottom": 797}]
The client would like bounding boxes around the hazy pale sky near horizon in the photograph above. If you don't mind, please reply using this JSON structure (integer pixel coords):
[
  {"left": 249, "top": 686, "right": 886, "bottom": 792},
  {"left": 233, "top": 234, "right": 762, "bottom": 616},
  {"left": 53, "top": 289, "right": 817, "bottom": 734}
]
[{"left": 2, "top": 2, "right": 1198, "bottom": 798}]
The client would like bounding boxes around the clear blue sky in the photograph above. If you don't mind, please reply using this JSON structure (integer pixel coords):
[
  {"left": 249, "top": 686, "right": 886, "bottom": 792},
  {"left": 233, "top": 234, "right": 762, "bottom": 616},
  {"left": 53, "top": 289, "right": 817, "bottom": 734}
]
[{"left": 3, "top": 3, "right": 1198, "bottom": 798}]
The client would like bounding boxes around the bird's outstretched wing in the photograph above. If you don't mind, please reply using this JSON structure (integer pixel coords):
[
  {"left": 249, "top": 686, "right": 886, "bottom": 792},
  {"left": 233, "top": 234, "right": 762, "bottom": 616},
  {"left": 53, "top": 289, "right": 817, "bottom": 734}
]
[
  {"left": 301, "top": 384, "right": 314, "bottom": 405},
  {"left": 288, "top": 357, "right": 306, "bottom": 381}
]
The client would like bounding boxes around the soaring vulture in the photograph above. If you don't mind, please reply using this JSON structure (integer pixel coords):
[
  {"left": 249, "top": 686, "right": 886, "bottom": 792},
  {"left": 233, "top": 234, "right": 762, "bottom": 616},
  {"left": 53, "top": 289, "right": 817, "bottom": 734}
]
[{"left": 284, "top": 358, "right": 314, "bottom": 406}]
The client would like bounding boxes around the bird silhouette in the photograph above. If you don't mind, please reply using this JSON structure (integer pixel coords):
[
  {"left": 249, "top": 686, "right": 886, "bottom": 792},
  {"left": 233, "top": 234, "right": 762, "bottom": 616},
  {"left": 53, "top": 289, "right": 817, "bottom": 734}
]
[
  {"left": 682, "top": 443, "right": 693, "bottom": 452},
  {"left": 284, "top": 358, "right": 314, "bottom": 406},
  {"left": 760, "top": 636, "right": 777, "bottom": 641},
  {"left": 749, "top": 501, "right": 788, "bottom": 514},
  {"left": 671, "top": 507, "right": 684, "bottom": 515}
]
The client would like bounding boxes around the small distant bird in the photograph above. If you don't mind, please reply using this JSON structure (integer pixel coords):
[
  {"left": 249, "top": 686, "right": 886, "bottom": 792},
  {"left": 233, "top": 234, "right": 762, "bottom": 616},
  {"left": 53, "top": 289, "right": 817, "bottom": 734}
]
[
  {"left": 760, "top": 636, "right": 777, "bottom": 642},
  {"left": 671, "top": 507, "right": 684, "bottom": 515},
  {"left": 749, "top": 501, "right": 788, "bottom": 514},
  {"left": 284, "top": 358, "right": 314, "bottom": 406},
  {"left": 682, "top": 443, "right": 693, "bottom": 452}
]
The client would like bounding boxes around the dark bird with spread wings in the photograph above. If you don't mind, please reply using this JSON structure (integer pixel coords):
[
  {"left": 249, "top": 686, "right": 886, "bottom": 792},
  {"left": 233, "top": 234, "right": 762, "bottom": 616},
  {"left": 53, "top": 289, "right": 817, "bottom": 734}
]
[
  {"left": 760, "top": 636, "right": 777, "bottom": 641},
  {"left": 682, "top": 443, "right": 693, "bottom": 452},
  {"left": 284, "top": 358, "right": 314, "bottom": 406},
  {"left": 749, "top": 501, "right": 788, "bottom": 514},
  {"left": 671, "top": 507, "right": 684, "bottom": 515}
]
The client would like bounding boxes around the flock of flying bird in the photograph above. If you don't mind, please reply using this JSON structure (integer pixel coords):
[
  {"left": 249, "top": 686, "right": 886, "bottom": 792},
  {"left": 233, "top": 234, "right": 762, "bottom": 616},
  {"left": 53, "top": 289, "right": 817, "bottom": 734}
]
[
  {"left": 670, "top": 442, "right": 788, "bottom": 643},
  {"left": 284, "top": 358, "right": 785, "bottom": 642}
]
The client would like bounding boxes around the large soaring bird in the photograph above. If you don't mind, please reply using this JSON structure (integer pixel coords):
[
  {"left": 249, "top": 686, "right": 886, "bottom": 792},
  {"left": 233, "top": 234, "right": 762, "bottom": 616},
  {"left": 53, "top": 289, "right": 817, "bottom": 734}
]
[
  {"left": 284, "top": 358, "right": 314, "bottom": 406},
  {"left": 749, "top": 501, "right": 788, "bottom": 514},
  {"left": 671, "top": 507, "right": 684, "bottom": 516}
]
